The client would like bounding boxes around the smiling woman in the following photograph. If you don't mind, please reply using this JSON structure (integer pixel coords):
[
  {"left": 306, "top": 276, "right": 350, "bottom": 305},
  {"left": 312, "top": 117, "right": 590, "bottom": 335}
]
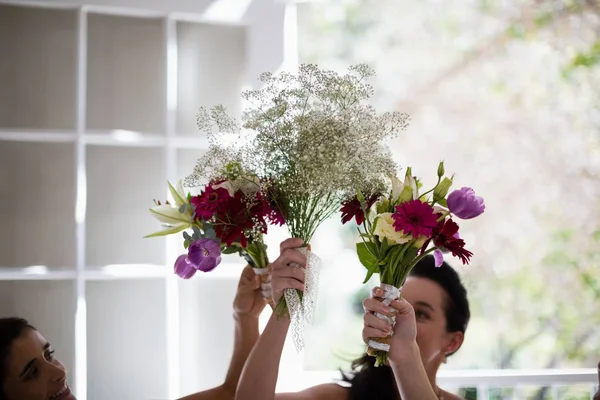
[{"left": 0, "top": 318, "right": 75, "bottom": 400}]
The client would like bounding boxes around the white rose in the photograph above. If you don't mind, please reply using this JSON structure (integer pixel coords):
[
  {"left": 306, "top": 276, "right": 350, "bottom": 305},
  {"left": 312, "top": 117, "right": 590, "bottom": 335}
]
[{"left": 373, "top": 213, "right": 411, "bottom": 245}]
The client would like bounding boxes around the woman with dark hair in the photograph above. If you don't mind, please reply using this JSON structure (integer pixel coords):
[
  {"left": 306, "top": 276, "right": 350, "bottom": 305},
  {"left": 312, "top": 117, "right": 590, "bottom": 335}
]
[
  {"left": 235, "top": 238, "right": 471, "bottom": 400},
  {"left": 0, "top": 265, "right": 270, "bottom": 400},
  {"left": 0, "top": 317, "right": 74, "bottom": 400}
]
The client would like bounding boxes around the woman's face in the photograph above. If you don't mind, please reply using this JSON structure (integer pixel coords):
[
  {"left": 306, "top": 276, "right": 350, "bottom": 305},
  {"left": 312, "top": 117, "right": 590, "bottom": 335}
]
[
  {"left": 2, "top": 328, "right": 75, "bottom": 400},
  {"left": 402, "top": 276, "right": 464, "bottom": 369}
]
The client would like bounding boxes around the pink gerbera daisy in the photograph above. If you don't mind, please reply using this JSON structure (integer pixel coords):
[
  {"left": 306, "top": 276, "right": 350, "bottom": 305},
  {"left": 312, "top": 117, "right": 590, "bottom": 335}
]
[{"left": 391, "top": 199, "right": 438, "bottom": 238}]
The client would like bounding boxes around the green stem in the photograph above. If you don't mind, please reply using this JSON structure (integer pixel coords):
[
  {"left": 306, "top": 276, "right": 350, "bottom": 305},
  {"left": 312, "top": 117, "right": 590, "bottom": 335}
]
[
  {"left": 244, "top": 239, "right": 269, "bottom": 269},
  {"left": 437, "top": 211, "right": 451, "bottom": 221},
  {"left": 405, "top": 247, "right": 437, "bottom": 272},
  {"left": 420, "top": 176, "right": 442, "bottom": 199}
]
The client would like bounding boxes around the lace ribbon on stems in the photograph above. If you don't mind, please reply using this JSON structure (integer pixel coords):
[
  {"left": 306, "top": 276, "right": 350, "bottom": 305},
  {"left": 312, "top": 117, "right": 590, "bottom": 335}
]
[
  {"left": 367, "top": 283, "right": 401, "bottom": 352},
  {"left": 252, "top": 267, "right": 272, "bottom": 300},
  {"left": 284, "top": 247, "right": 321, "bottom": 352}
]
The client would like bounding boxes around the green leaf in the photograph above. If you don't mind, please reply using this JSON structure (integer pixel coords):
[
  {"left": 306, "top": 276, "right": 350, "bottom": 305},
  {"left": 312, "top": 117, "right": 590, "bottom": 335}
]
[
  {"left": 362, "top": 264, "right": 378, "bottom": 284},
  {"left": 356, "top": 241, "right": 378, "bottom": 269},
  {"left": 357, "top": 241, "right": 381, "bottom": 284},
  {"left": 401, "top": 246, "right": 419, "bottom": 267},
  {"left": 192, "top": 225, "right": 202, "bottom": 237},
  {"left": 203, "top": 222, "right": 217, "bottom": 240},
  {"left": 380, "top": 237, "right": 390, "bottom": 256}
]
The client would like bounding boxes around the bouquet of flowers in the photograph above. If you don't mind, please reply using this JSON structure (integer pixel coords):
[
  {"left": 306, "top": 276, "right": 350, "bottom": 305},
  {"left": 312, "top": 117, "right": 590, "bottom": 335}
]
[
  {"left": 341, "top": 162, "right": 485, "bottom": 366},
  {"left": 146, "top": 162, "right": 283, "bottom": 300},
  {"left": 186, "top": 64, "right": 409, "bottom": 350}
]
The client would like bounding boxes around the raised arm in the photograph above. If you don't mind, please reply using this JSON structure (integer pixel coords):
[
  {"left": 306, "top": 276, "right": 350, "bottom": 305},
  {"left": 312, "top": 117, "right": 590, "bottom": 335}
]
[
  {"left": 362, "top": 287, "right": 438, "bottom": 400},
  {"left": 235, "top": 238, "right": 306, "bottom": 400},
  {"left": 179, "top": 265, "right": 268, "bottom": 400},
  {"left": 235, "top": 238, "right": 347, "bottom": 400}
]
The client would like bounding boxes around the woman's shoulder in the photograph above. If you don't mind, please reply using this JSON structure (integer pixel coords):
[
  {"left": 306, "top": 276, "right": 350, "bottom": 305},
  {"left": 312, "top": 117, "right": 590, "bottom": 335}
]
[{"left": 276, "top": 383, "right": 348, "bottom": 400}]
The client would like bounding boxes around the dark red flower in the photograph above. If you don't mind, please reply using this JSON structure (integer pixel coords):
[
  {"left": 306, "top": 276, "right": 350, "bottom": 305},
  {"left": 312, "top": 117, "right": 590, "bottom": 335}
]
[
  {"left": 213, "top": 193, "right": 254, "bottom": 248},
  {"left": 215, "top": 223, "right": 249, "bottom": 248},
  {"left": 254, "top": 192, "right": 285, "bottom": 227},
  {"left": 340, "top": 194, "right": 380, "bottom": 225},
  {"left": 391, "top": 200, "right": 437, "bottom": 238},
  {"left": 191, "top": 181, "right": 232, "bottom": 220},
  {"left": 420, "top": 215, "right": 473, "bottom": 265}
]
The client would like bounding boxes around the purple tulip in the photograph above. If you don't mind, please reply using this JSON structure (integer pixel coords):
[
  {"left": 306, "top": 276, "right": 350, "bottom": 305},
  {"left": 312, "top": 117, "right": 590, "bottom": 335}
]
[
  {"left": 447, "top": 187, "right": 485, "bottom": 220},
  {"left": 174, "top": 254, "right": 197, "bottom": 279},
  {"left": 433, "top": 249, "right": 444, "bottom": 268},
  {"left": 187, "top": 238, "right": 222, "bottom": 272}
]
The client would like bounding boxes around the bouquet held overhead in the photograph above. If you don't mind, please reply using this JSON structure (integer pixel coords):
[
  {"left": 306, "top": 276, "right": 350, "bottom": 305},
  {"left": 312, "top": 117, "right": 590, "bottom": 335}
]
[{"left": 145, "top": 64, "right": 485, "bottom": 356}]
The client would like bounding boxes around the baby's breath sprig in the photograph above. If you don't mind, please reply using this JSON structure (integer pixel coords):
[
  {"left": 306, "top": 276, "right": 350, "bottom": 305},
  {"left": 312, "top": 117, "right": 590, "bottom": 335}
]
[{"left": 185, "top": 64, "right": 410, "bottom": 318}]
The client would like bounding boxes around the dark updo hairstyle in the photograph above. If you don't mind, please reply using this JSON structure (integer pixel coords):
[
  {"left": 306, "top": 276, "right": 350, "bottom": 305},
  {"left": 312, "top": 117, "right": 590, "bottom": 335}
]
[
  {"left": 0, "top": 318, "right": 35, "bottom": 400},
  {"left": 341, "top": 255, "right": 471, "bottom": 400}
]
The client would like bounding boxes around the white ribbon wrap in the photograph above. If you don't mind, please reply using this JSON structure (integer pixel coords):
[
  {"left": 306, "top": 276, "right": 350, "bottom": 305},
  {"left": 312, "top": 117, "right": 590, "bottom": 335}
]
[
  {"left": 284, "top": 247, "right": 321, "bottom": 352},
  {"left": 252, "top": 267, "right": 272, "bottom": 300},
  {"left": 367, "top": 283, "right": 401, "bottom": 352}
]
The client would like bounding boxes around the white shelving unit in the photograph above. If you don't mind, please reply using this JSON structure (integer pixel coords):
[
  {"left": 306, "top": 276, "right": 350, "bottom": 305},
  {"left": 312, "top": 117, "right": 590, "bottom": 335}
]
[{"left": 0, "top": 1, "right": 291, "bottom": 399}]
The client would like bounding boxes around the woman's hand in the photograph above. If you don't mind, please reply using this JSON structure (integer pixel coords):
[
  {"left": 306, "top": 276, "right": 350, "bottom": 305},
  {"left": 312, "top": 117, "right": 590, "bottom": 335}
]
[
  {"left": 362, "top": 286, "right": 417, "bottom": 363},
  {"left": 270, "top": 238, "right": 306, "bottom": 304},
  {"left": 233, "top": 265, "right": 269, "bottom": 319}
]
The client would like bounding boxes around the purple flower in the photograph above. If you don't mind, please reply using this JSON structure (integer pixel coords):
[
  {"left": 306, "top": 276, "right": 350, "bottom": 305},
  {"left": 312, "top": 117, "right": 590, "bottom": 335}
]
[
  {"left": 174, "top": 254, "right": 197, "bottom": 279},
  {"left": 187, "top": 238, "right": 222, "bottom": 272},
  {"left": 447, "top": 187, "right": 485, "bottom": 220},
  {"left": 433, "top": 249, "right": 444, "bottom": 268}
]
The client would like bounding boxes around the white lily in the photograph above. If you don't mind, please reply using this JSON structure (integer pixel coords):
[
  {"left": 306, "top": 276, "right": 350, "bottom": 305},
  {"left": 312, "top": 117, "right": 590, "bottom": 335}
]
[
  {"left": 149, "top": 204, "right": 191, "bottom": 226},
  {"left": 404, "top": 174, "right": 419, "bottom": 200},
  {"left": 145, "top": 180, "right": 194, "bottom": 238},
  {"left": 390, "top": 174, "right": 404, "bottom": 203},
  {"left": 170, "top": 180, "right": 188, "bottom": 208}
]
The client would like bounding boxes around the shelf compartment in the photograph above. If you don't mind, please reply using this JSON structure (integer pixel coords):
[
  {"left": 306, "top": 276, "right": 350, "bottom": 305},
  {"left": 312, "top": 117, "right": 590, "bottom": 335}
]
[
  {"left": 176, "top": 22, "right": 246, "bottom": 136},
  {"left": 85, "top": 145, "right": 166, "bottom": 267},
  {"left": 0, "top": 141, "right": 76, "bottom": 269},
  {"left": 86, "top": 279, "right": 168, "bottom": 399},
  {"left": 0, "top": 5, "right": 77, "bottom": 130},
  {"left": 86, "top": 13, "right": 166, "bottom": 133}
]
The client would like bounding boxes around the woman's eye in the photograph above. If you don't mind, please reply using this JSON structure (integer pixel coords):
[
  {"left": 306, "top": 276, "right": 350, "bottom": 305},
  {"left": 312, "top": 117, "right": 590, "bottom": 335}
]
[
  {"left": 45, "top": 350, "right": 55, "bottom": 361},
  {"left": 415, "top": 310, "right": 429, "bottom": 320},
  {"left": 26, "top": 368, "right": 39, "bottom": 380}
]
